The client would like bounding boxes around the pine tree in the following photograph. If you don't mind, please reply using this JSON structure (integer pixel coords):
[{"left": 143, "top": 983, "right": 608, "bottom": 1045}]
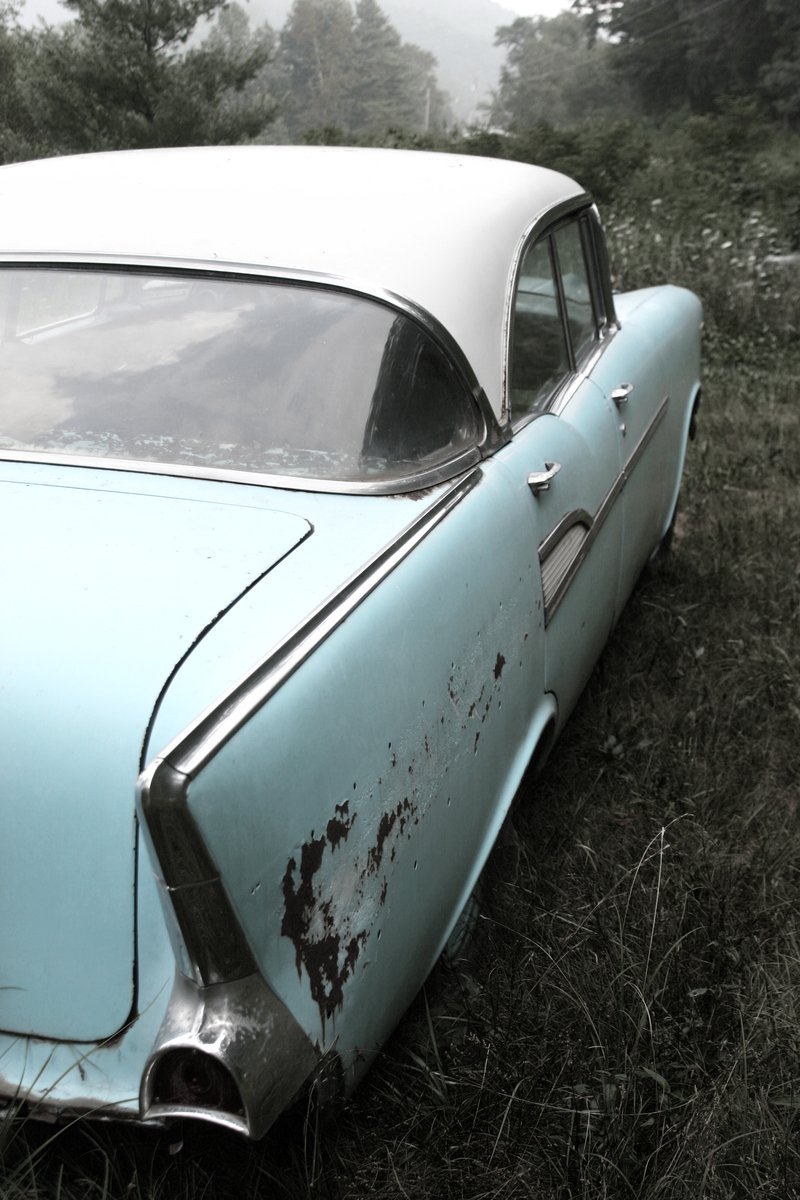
[
  {"left": 26, "top": 0, "right": 276, "bottom": 152},
  {"left": 278, "top": 0, "right": 355, "bottom": 135}
]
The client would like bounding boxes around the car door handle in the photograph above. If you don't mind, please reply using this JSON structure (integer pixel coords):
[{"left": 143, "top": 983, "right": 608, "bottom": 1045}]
[
  {"left": 528, "top": 461, "right": 561, "bottom": 496},
  {"left": 611, "top": 382, "right": 634, "bottom": 406}
]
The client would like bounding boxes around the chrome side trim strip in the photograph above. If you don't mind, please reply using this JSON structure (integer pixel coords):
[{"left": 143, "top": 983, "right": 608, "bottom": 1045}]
[
  {"left": 151, "top": 468, "right": 483, "bottom": 782},
  {"left": 139, "top": 761, "right": 258, "bottom": 985},
  {"left": 539, "top": 395, "right": 669, "bottom": 624},
  {"left": 624, "top": 394, "right": 670, "bottom": 476}
]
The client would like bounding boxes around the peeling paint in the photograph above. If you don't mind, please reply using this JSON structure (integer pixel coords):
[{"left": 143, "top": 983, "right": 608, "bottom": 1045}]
[
  {"left": 326, "top": 801, "right": 355, "bottom": 850},
  {"left": 281, "top": 848, "right": 367, "bottom": 1021},
  {"left": 277, "top": 619, "right": 521, "bottom": 1031},
  {"left": 368, "top": 797, "right": 414, "bottom": 874},
  {"left": 281, "top": 794, "right": 419, "bottom": 1026}
]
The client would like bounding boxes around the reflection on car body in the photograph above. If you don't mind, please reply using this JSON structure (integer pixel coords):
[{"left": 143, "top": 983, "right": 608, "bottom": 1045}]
[{"left": 0, "top": 146, "right": 701, "bottom": 1138}]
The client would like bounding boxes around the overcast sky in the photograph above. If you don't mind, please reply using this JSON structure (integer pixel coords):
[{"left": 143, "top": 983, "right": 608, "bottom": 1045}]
[
  {"left": 23, "top": 0, "right": 571, "bottom": 23},
  {"left": 506, "top": 0, "right": 568, "bottom": 14}
]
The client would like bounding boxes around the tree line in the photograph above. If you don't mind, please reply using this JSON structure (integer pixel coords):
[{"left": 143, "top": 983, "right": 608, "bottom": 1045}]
[
  {"left": 492, "top": 0, "right": 800, "bottom": 130},
  {"left": 0, "top": 0, "right": 449, "bottom": 162},
  {"left": 0, "top": 0, "right": 798, "bottom": 167}
]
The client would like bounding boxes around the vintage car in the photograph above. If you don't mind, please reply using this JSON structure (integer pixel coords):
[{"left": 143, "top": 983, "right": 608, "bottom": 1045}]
[{"left": 0, "top": 146, "right": 701, "bottom": 1138}]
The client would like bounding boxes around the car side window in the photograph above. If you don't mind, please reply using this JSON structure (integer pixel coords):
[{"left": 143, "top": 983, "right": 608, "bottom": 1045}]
[
  {"left": 553, "top": 221, "right": 597, "bottom": 363},
  {"left": 510, "top": 238, "right": 570, "bottom": 421},
  {"left": 509, "top": 215, "right": 601, "bottom": 426}
]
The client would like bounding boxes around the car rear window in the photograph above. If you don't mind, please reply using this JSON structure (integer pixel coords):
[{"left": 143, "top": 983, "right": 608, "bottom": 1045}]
[{"left": 0, "top": 268, "right": 481, "bottom": 485}]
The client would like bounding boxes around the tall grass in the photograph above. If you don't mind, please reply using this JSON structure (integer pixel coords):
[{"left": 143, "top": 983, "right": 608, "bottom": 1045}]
[{"left": 2, "top": 131, "right": 799, "bottom": 1198}]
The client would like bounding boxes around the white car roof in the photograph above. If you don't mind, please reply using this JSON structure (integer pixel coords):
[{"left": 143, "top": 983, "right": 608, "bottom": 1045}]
[{"left": 0, "top": 146, "right": 587, "bottom": 416}]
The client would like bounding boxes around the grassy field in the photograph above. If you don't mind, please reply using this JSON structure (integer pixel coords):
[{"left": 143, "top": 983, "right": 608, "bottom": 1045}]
[{"left": 2, "top": 144, "right": 799, "bottom": 1198}]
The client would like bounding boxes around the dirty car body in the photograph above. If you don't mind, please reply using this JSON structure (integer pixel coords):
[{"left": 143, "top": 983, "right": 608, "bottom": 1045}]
[{"left": 0, "top": 147, "right": 701, "bottom": 1137}]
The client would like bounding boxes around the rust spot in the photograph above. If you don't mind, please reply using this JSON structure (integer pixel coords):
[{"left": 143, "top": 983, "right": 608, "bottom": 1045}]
[
  {"left": 281, "top": 834, "right": 326, "bottom": 977},
  {"left": 468, "top": 683, "right": 488, "bottom": 720},
  {"left": 326, "top": 800, "right": 355, "bottom": 850},
  {"left": 372, "top": 797, "right": 416, "bottom": 870},
  {"left": 369, "top": 796, "right": 413, "bottom": 874},
  {"left": 369, "top": 808, "right": 398, "bottom": 873},
  {"left": 344, "top": 934, "right": 366, "bottom": 976},
  {"left": 282, "top": 834, "right": 368, "bottom": 1022},
  {"left": 281, "top": 794, "right": 419, "bottom": 1024},
  {"left": 494, "top": 652, "right": 506, "bottom": 680}
]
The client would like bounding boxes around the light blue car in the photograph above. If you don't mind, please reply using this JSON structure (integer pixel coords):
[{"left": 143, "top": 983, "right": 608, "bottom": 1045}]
[{"left": 0, "top": 146, "right": 701, "bottom": 1137}]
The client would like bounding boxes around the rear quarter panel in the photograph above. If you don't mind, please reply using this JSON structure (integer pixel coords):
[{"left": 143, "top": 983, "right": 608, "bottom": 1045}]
[
  {"left": 615, "top": 284, "right": 703, "bottom": 531},
  {"left": 173, "top": 467, "right": 551, "bottom": 1076}
]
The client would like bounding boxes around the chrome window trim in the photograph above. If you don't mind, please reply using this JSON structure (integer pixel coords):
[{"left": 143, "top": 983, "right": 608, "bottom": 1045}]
[
  {"left": 586, "top": 204, "right": 619, "bottom": 330},
  {"left": 0, "top": 445, "right": 483, "bottom": 497},
  {"left": 539, "top": 395, "right": 669, "bottom": 624},
  {"left": 501, "top": 196, "right": 625, "bottom": 433},
  {"left": 548, "top": 227, "right": 577, "bottom": 375},
  {"left": 0, "top": 255, "right": 507, "bottom": 493},
  {"left": 549, "top": 328, "right": 620, "bottom": 419},
  {"left": 508, "top": 307, "right": 621, "bottom": 432},
  {"left": 515, "top": 193, "right": 592, "bottom": 259},
  {"left": 502, "top": 193, "right": 592, "bottom": 428}
]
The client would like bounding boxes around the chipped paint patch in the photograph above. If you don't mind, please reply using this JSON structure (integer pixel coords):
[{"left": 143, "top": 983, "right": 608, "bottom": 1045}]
[
  {"left": 278, "top": 628, "right": 524, "bottom": 1030},
  {"left": 326, "top": 800, "right": 356, "bottom": 849},
  {"left": 281, "top": 794, "right": 419, "bottom": 1026}
]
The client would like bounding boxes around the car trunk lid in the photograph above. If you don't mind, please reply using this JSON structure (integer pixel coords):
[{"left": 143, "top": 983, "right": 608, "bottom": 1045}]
[{"left": 0, "top": 467, "right": 310, "bottom": 1043}]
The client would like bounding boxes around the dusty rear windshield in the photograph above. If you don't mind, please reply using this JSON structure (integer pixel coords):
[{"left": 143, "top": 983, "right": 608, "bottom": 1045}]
[{"left": 0, "top": 268, "right": 481, "bottom": 485}]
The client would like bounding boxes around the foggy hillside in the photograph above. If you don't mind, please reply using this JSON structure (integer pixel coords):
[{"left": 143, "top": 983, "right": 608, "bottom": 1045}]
[
  {"left": 20, "top": 0, "right": 520, "bottom": 120},
  {"left": 248, "top": 0, "right": 519, "bottom": 120}
]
